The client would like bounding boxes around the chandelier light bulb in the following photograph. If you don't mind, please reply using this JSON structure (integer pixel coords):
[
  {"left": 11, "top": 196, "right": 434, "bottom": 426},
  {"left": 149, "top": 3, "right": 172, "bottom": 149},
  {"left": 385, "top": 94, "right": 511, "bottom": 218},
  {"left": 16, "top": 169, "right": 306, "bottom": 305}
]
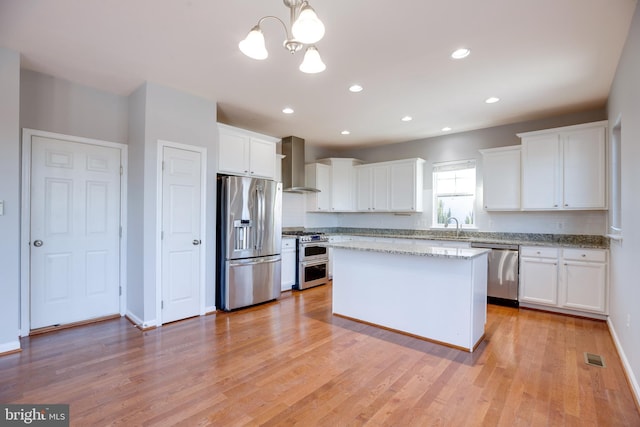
[
  {"left": 239, "top": 26, "right": 268, "bottom": 60},
  {"left": 299, "top": 46, "right": 326, "bottom": 73},
  {"left": 238, "top": 2, "right": 326, "bottom": 73},
  {"left": 291, "top": 4, "right": 325, "bottom": 44}
]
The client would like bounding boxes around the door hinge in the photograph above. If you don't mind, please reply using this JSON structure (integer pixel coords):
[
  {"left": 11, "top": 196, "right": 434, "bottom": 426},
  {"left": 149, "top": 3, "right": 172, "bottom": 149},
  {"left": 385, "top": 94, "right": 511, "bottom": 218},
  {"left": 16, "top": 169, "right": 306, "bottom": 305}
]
[
  {"left": 120, "top": 165, "right": 124, "bottom": 175},
  {"left": 161, "top": 301, "right": 164, "bottom": 310},
  {"left": 119, "top": 286, "right": 122, "bottom": 296},
  {"left": 161, "top": 231, "right": 164, "bottom": 240},
  {"left": 162, "top": 161, "right": 165, "bottom": 171},
  {"left": 119, "top": 226, "right": 123, "bottom": 238}
]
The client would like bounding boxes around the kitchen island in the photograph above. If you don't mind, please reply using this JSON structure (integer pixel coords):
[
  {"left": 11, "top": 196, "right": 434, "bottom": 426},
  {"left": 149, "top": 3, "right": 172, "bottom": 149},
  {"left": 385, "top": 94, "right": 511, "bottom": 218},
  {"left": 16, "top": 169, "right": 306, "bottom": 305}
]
[{"left": 330, "top": 241, "right": 490, "bottom": 352}]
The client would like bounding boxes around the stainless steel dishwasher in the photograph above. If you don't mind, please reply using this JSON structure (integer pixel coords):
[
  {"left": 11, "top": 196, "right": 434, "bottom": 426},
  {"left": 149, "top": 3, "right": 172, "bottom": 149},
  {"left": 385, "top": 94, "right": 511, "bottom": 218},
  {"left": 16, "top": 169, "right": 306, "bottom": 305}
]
[{"left": 470, "top": 242, "right": 519, "bottom": 307}]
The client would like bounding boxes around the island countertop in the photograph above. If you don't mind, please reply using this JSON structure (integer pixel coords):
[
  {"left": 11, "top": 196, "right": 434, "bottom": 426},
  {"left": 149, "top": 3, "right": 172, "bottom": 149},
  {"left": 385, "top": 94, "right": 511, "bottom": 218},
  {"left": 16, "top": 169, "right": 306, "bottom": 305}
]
[{"left": 328, "top": 241, "right": 491, "bottom": 260}]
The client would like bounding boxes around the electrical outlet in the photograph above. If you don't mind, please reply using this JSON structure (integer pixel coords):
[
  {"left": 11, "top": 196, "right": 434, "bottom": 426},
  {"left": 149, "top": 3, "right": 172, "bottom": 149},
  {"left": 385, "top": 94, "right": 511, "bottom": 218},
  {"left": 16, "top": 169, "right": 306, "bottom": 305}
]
[{"left": 627, "top": 313, "right": 631, "bottom": 328}]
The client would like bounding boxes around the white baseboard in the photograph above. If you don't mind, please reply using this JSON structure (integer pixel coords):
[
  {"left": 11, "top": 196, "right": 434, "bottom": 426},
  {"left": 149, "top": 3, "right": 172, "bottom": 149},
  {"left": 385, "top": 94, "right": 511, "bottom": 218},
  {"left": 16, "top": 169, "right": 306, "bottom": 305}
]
[
  {"left": 125, "top": 311, "right": 157, "bottom": 330},
  {"left": 607, "top": 318, "right": 640, "bottom": 406},
  {"left": 0, "top": 340, "right": 21, "bottom": 354},
  {"left": 205, "top": 305, "right": 217, "bottom": 314}
]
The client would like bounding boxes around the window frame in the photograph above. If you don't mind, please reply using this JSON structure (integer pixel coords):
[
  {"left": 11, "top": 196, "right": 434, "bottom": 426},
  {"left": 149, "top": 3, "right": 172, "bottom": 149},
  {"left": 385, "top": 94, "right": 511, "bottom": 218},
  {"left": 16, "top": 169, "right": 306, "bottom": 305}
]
[{"left": 432, "top": 159, "right": 477, "bottom": 229}]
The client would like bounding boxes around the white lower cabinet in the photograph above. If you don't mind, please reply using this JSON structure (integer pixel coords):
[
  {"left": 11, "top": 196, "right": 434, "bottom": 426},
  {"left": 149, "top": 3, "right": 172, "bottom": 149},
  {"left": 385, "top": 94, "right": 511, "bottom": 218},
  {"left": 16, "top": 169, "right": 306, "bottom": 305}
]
[
  {"left": 560, "top": 249, "right": 607, "bottom": 313},
  {"left": 519, "top": 246, "right": 608, "bottom": 317},
  {"left": 281, "top": 238, "right": 296, "bottom": 291},
  {"left": 520, "top": 247, "right": 559, "bottom": 306}
]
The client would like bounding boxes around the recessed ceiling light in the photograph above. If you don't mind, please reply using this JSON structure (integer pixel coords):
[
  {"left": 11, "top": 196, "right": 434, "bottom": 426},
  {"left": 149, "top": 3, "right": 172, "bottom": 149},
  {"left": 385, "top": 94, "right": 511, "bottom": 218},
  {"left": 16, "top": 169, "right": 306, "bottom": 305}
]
[
  {"left": 442, "top": 127, "right": 452, "bottom": 132},
  {"left": 341, "top": 130, "right": 350, "bottom": 135},
  {"left": 282, "top": 107, "right": 294, "bottom": 114},
  {"left": 401, "top": 116, "right": 413, "bottom": 122},
  {"left": 451, "top": 48, "right": 471, "bottom": 59},
  {"left": 349, "top": 84, "right": 363, "bottom": 93},
  {"left": 485, "top": 97, "right": 500, "bottom": 104}
]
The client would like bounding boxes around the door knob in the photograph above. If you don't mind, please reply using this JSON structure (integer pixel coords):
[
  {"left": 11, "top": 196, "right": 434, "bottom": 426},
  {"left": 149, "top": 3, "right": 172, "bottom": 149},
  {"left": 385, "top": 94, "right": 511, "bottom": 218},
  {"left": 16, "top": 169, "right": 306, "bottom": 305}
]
[
  {"left": 33, "top": 240, "right": 43, "bottom": 247},
  {"left": 192, "top": 239, "right": 201, "bottom": 245}
]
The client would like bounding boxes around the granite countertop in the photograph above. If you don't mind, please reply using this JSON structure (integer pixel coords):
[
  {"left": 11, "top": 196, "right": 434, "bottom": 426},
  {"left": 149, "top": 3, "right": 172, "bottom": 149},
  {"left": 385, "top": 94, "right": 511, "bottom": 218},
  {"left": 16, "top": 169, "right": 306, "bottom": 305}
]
[
  {"left": 285, "top": 227, "right": 610, "bottom": 249},
  {"left": 330, "top": 241, "right": 491, "bottom": 259}
]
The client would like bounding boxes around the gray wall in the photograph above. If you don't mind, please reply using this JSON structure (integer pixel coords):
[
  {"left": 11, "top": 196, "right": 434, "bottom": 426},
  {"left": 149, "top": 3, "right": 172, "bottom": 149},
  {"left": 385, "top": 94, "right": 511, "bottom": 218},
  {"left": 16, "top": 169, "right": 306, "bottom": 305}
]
[
  {"left": 20, "top": 69, "right": 129, "bottom": 143},
  {"left": 128, "top": 82, "right": 218, "bottom": 326},
  {"left": 0, "top": 67, "right": 219, "bottom": 343},
  {"left": 333, "top": 109, "right": 606, "bottom": 162},
  {"left": 0, "top": 48, "right": 21, "bottom": 352},
  {"left": 126, "top": 84, "right": 147, "bottom": 321},
  {"left": 295, "top": 109, "right": 607, "bottom": 234},
  {"left": 607, "top": 3, "right": 640, "bottom": 402}
]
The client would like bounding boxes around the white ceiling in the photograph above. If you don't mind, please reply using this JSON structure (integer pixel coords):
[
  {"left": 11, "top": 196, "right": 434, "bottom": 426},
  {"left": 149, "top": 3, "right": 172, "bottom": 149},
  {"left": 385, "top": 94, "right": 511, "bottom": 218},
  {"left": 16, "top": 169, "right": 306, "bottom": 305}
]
[{"left": 0, "top": 0, "right": 636, "bottom": 148}]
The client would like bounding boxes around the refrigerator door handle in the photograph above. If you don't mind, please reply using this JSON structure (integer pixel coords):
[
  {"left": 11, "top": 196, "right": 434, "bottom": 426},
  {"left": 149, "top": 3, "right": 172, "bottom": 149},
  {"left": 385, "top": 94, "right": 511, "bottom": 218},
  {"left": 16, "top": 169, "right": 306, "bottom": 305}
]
[{"left": 256, "top": 186, "right": 265, "bottom": 250}]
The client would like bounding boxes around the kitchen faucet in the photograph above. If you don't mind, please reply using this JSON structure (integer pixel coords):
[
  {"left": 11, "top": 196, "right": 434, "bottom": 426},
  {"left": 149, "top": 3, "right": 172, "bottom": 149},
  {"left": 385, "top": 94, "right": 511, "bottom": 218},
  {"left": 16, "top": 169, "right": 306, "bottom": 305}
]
[{"left": 445, "top": 217, "right": 460, "bottom": 238}]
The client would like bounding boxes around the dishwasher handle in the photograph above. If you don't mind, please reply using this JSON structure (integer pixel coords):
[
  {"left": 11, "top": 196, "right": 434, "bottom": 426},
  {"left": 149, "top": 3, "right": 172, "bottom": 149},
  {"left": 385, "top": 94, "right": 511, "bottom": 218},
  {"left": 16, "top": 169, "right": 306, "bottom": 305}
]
[{"left": 471, "top": 242, "right": 519, "bottom": 251}]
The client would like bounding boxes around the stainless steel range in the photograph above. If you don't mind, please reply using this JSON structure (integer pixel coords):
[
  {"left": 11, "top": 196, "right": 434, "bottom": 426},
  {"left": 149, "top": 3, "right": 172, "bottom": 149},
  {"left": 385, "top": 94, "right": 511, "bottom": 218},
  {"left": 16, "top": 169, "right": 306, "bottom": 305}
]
[{"left": 292, "top": 232, "right": 329, "bottom": 290}]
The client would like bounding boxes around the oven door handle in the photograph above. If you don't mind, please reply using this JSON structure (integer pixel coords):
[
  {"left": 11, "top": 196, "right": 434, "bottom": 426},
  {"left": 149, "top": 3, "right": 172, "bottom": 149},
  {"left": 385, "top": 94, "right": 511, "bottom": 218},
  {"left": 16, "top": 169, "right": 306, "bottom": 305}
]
[{"left": 300, "top": 258, "right": 328, "bottom": 267}]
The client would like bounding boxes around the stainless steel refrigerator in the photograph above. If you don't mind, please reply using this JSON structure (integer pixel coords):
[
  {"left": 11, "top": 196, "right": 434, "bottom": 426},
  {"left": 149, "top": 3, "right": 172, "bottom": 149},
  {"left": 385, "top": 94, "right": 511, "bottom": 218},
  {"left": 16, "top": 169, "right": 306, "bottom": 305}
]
[{"left": 216, "top": 175, "right": 282, "bottom": 311}]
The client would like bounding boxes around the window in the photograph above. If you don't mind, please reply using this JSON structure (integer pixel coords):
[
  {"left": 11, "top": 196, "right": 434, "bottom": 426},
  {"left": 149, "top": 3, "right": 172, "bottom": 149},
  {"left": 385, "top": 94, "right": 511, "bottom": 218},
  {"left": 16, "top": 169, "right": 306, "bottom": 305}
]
[{"left": 432, "top": 160, "right": 476, "bottom": 227}]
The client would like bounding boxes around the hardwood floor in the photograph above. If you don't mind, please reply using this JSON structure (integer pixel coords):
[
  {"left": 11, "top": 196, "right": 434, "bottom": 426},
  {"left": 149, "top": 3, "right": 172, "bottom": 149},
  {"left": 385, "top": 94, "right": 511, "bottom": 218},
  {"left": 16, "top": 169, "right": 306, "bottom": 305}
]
[{"left": 1, "top": 283, "right": 639, "bottom": 426}]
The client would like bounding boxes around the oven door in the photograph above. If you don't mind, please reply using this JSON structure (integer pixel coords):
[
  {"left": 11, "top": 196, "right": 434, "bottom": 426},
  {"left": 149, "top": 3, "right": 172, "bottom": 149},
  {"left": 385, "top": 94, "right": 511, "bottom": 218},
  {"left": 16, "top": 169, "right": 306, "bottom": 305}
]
[
  {"left": 300, "top": 243, "right": 328, "bottom": 262},
  {"left": 298, "top": 259, "right": 329, "bottom": 290}
]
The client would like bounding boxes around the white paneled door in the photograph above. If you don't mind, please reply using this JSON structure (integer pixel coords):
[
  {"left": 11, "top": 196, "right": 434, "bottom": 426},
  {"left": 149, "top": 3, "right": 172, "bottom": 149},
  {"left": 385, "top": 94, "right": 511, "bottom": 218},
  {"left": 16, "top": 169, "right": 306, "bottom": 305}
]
[
  {"left": 161, "top": 146, "right": 203, "bottom": 324},
  {"left": 30, "top": 136, "right": 122, "bottom": 329}
]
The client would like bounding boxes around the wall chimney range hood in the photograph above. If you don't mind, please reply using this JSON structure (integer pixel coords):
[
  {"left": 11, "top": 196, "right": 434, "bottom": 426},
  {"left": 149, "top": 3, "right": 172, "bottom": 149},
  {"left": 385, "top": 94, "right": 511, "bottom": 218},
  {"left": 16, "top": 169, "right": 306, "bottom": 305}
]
[{"left": 281, "top": 136, "right": 320, "bottom": 193}]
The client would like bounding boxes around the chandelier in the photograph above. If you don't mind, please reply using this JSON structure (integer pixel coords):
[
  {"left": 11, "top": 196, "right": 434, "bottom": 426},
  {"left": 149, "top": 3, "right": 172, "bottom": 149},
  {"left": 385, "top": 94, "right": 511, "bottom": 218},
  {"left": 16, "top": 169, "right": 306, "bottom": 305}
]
[{"left": 238, "top": 0, "right": 326, "bottom": 74}]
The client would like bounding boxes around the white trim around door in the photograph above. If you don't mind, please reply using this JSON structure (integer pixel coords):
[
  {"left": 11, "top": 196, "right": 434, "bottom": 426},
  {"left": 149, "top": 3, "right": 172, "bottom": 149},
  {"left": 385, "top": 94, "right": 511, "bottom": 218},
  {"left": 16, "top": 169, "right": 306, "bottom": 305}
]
[{"left": 20, "top": 128, "right": 128, "bottom": 336}]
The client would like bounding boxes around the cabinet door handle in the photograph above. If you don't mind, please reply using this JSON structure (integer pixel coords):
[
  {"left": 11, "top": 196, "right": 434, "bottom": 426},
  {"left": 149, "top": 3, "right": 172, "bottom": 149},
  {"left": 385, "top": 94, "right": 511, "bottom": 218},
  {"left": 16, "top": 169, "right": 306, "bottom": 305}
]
[
  {"left": 581, "top": 254, "right": 586, "bottom": 257},
  {"left": 565, "top": 204, "right": 569, "bottom": 207}
]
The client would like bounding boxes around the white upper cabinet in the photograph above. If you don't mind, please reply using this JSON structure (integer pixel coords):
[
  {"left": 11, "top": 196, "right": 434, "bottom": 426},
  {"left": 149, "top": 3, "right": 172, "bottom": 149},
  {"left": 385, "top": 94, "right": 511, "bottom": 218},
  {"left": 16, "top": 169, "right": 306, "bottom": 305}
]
[
  {"left": 355, "top": 158, "right": 424, "bottom": 213},
  {"left": 562, "top": 127, "right": 606, "bottom": 209},
  {"left": 356, "top": 164, "right": 390, "bottom": 212},
  {"left": 218, "top": 123, "right": 278, "bottom": 179},
  {"left": 389, "top": 159, "right": 424, "bottom": 212},
  {"left": 308, "top": 157, "right": 424, "bottom": 213},
  {"left": 480, "top": 146, "right": 521, "bottom": 210},
  {"left": 521, "top": 133, "right": 562, "bottom": 209},
  {"left": 308, "top": 158, "right": 362, "bottom": 212},
  {"left": 305, "top": 163, "right": 331, "bottom": 211},
  {"left": 326, "top": 158, "right": 362, "bottom": 211},
  {"left": 519, "top": 121, "right": 607, "bottom": 210}
]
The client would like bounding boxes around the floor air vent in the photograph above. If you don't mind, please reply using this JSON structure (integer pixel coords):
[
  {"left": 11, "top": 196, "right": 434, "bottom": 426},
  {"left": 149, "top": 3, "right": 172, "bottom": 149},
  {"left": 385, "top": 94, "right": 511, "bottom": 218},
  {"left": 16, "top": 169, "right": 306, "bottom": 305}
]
[{"left": 584, "top": 352, "right": 606, "bottom": 368}]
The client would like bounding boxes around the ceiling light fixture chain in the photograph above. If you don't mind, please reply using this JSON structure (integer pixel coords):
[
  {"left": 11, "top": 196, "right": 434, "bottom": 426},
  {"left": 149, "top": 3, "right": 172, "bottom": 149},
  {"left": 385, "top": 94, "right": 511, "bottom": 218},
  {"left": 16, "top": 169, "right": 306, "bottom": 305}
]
[{"left": 239, "top": 0, "right": 326, "bottom": 73}]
